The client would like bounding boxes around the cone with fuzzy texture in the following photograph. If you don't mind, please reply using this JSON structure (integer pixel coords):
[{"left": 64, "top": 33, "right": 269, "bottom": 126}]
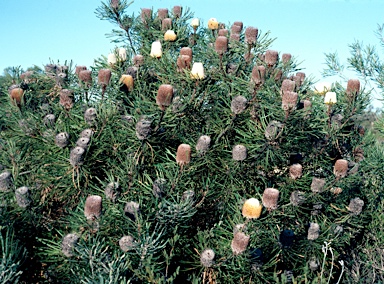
[
  {"left": 296, "top": 72, "right": 306, "bottom": 85},
  {"left": 15, "top": 186, "right": 31, "bottom": 208},
  {"left": 61, "top": 233, "right": 79, "bottom": 257},
  {"left": 141, "top": 8, "right": 151, "bottom": 24},
  {"left": 281, "top": 79, "right": 296, "bottom": 95},
  {"left": 311, "top": 177, "right": 326, "bottom": 193},
  {"left": 98, "top": 69, "right": 111, "bottom": 86},
  {"left": 133, "top": 55, "right": 144, "bottom": 67},
  {"left": 346, "top": 79, "right": 360, "bottom": 97},
  {"left": 136, "top": 117, "right": 152, "bottom": 140},
  {"left": 289, "top": 164, "right": 302, "bottom": 179},
  {"left": 157, "top": 8, "right": 168, "bottom": 20},
  {"left": 262, "top": 188, "right": 279, "bottom": 210},
  {"left": 334, "top": 159, "right": 348, "bottom": 178},
  {"left": 245, "top": 26, "right": 258, "bottom": 45},
  {"left": 232, "top": 145, "right": 247, "bottom": 161},
  {"left": 59, "top": 89, "right": 73, "bottom": 110},
  {"left": 290, "top": 191, "right": 306, "bottom": 206},
  {"left": 348, "top": 197, "right": 364, "bottom": 215},
  {"left": 153, "top": 178, "right": 167, "bottom": 198},
  {"left": 0, "top": 171, "right": 12, "bottom": 192},
  {"left": 105, "top": 182, "right": 119, "bottom": 202},
  {"left": 75, "top": 66, "right": 87, "bottom": 75},
  {"left": 119, "top": 235, "right": 134, "bottom": 252},
  {"left": 164, "top": 30, "right": 177, "bottom": 41},
  {"left": 307, "top": 223, "right": 320, "bottom": 240},
  {"left": 84, "top": 108, "right": 97, "bottom": 125},
  {"left": 176, "top": 144, "right": 191, "bottom": 166},
  {"left": 196, "top": 135, "right": 211, "bottom": 154},
  {"left": 78, "top": 70, "right": 92, "bottom": 87},
  {"left": 173, "top": 6, "right": 182, "bottom": 18},
  {"left": 156, "top": 84, "right": 174, "bottom": 110},
  {"left": 218, "top": 29, "right": 229, "bottom": 36},
  {"left": 282, "top": 91, "right": 298, "bottom": 111},
  {"left": 230, "top": 33, "right": 240, "bottom": 41},
  {"left": 76, "top": 137, "right": 90, "bottom": 150},
  {"left": 84, "top": 195, "right": 102, "bottom": 220},
  {"left": 282, "top": 53, "right": 292, "bottom": 64},
  {"left": 215, "top": 36, "right": 228, "bottom": 55},
  {"left": 242, "top": 198, "right": 262, "bottom": 219},
  {"left": 265, "top": 50, "right": 279, "bottom": 66},
  {"left": 177, "top": 55, "right": 191, "bottom": 72},
  {"left": 231, "top": 232, "right": 250, "bottom": 255},
  {"left": 70, "top": 147, "right": 85, "bottom": 166},
  {"left": 251, "top": 65, "right": 265, "bottom": 85},
  {"left": 180, "top": 47, "right": 193, "bottom": 58},
  {"left": 265, "top": 120, "right": 283, "bottom": 141},
  {"left": 231, "top": 95, "right": 248, "bottom": 114},
  {"left": 80, "top": 129, "right": 94, "bottom": 139},
  {"left": 162, "top": 18, "right": 172, "bottom": 30},
  {"left": 231, "top": 23, "right": 242, "bottom": 34},
  {"left": 200, "top": 248, "right": 215, "bottom": 267},
  {"left": 55, "top": 132, "right": 70, "bottom": 148}
]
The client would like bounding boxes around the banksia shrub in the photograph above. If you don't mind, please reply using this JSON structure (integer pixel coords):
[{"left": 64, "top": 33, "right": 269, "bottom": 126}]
[
  {"left": 200, "top": 248, "right": 215, "bottom": 267},
  {"left": 176, "top": 144, "right": 191, "bottom": 166},
  {"left": 231, "top": 232, "right": 250, "bottom": 255},
  {"left": 84, "top": 195, "right": 102, "bottom": 220},
  {"left": 156, "top": 84, "right": 174, "bottom": 110},
  {"left": 262, "top": 188, "right": 279, "bottom": 210}
]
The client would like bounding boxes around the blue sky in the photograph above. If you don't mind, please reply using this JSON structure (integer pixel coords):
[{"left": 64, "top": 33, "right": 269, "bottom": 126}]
[{"left": 1, "top": 0, "right": 383, "bottom": 107}]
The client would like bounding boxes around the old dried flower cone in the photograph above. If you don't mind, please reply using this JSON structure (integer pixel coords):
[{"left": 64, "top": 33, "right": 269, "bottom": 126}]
[
  {"left": 0, "top": 171, "right": 12, "bottom": 192},
  {"left": 105, "top": 182, "right": 119, "bottom": 202},
  {"left": 141, "top": 8, "right": 152, "bottom": 24},
  {"left": 242, "top": 198, "right": 262, "bottom": 219},
  {"left": 282, "top": 53, "right": 292, "bottom": 64},
  {"left": 156, "top": 84, "right": 174, "bottom": 110},
  {"left": 15, "top": 186, "right": 31, "bottom": 208},
  {"left": 59, "top": 89, "right": 73, "bottom": 110},
  {"left": 176, "top": 144, "right": 191, "bottom": 166},
  {"left": 231, "top": 232, "right": 250, "bottom": 255},
  {"left": 251, "top": 65, "right": 266, "bottom": 86},
  {"left": 84, "top": 195, "right": 102, "bottom": 220},
  {"left": 265, "top": 50, "right": 279, "bottom": 67},
  {"left": 346, "top": 78, "right": 360, "bottom": 97},
  {"left": 311, "top": 177, "right": 326, "bottom": 193},
  {"left": 262, "top": 188, "right": 279, "bottom": 210},
  {"left": 133, "top": 54, "right": 144, "bottom": 67},
  {"left": 200, "top": 248, "right": 215, "bottom": 267},
  {"left": 157, "top": 8, "right": 168, "bottom": 20},
  {"left": 84, "top": 108, "right": 97, "bottom": 125},
  {"left": 153, "top": 178, "right": 167, "bottom": 198},
  {"left": 245, "top": 26, "right": 258, "bottom": 45},
  {"left": 55, "top": 132, "right": 70, "bottom": 148},
  {"left": 70, "top": 146, "right": 85, "bottom": 166},
  {"left": 348, "top": 197, "right": 364, "bottom": 215},
  {"left": 282, "top": 91, "right": 298, "bottom": 111},
  {"left": 196, "top": 135, "right": 211, "bottom": 154},
  {"left": 334, "top": 159, "right": 348, "bottom": 178},
  {"left": 289, "top": 164, "right": 302, "bottom": 179},
  {"left": 307, "top": 222, "right": 320, "bottom": 240},
  {"left": 98, "top": 69, "right": 111, "bottom": 86},
  {"left": 215, "top": 36, "right": 228, "bottom": 55},
  {"left": 76, "top": 137, "right": 90, "bottom": 150},
  {"left": 173, "top": 5, "right": 182, "bottom": 18},
  {"left": 75, "top": 65, "right": 87, "bottom": 76},
  {"left": 124, "top": 201, "right": 140, "bottom": 220},
  {"left": 119, "top": 235, "right": 135, "bottom": 252},
  {"left": 80, "top": 128, "right": 94, "bottom": 138},
  {"left": 162, "top": 18, "right": 172, "bottom": 30},
  {"left": 78, "top": 70, "right": 92, "bottom": 86},
  {"left": 231, "top": 95, "right": 248, "bottom": 114},
  {"left": 281, "top": 79, "right": 296, "bottom": 95},
  {"left": 290, "top": 191, "right": 306, "bottom": 206},
  {"left": 218, "top": 29, "right": 228, "bottom": 36},
  {"left": 136, "top": 117, "right": 152, "bottom": 140},
  {"left": 61, "top": 233, "right": 79, "bottom": 257},
  {"left": 232, "top": 145, "right": 247, "bottom": 161}
]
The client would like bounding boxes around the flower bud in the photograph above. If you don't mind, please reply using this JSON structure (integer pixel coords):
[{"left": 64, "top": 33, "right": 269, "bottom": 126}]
[
  {"left": 156, "top": 84, "right": 174, "bottom": 110},
  {"left": 150, "top": 41, "right": 162, "bottom": 58},
  {"left": 200, "top": 248, "right": 215, "bottom": 267},
  {"left": 84, "top": 195, "right": 102, "bottom": 220},
  {"left": 262, "top": 188, "right": 279, "bottom": 210},
  {"left": 164, "top": 30, "right": 177, "bottom": 41},
  {"left": 107, "top": 53, "right": 117, "bottom": 66},
  {"left": 15, "top": 186, "right": 31, "bottom": 208},
  {"left": 98, "top": 69, "right": 111, "bottom": 86},
  {"left": 232, "top": 145, "right": 247, "bottom": 161},
  {"left": 208, "top": 18, "right": 219, "bottom": 30},
  {"left": 157, "top": 8, "right": 168, "bottom": 20},
  {"left": 191, "top": 18, "right": 200, "bottom": 28},
  {"left": 59, "top": 89, "right": 73, "bottom": 110},
  {"left": 61, "top": 233, "right": 79, "bottom": 257},
  {"left": 265, "top": 50, "right": 279, "bottom": 66},
  {"left": 191, "top": 62, "right": 205, "bottom": 79},
  {"left": 245, "top": 26, "right": 258, "bottom": 45},
  {"left": 242, "top": 198, "right": 262, "bottom": 219},
  {"left": 196, "top": 135, "right": 211, "bottom": 154},
  {"left": 55, "top": 132, "right": 70, "bottom": 148},
  {"left": 119, "top": 235, "right": 134, "bottom": 252},
  {"left": 70, "top": 147, "right": 85, "bottom": 166},
  {"left": 334, "top": 159, "right": 348, "bottom": 178},
  {"left": 289, "top": 164, "right": 302, "bottom": 179},
  {"left": 231, "top": 232, "right": 250, "bottom": 255},
  {"left": 215, "top": 36, "right": 228, "bottom": 55},
  {"left": 117, "top": 47, "right": 127, "bottom": 61},
  {"left": 176, "top": 144, "right": 191, "bottom": 166},
  {"left": 307, "top": 223, "right": 320, "bottom": 240},
  {"left": 231, "top": 95, "right": 248, "bottom": 114}
]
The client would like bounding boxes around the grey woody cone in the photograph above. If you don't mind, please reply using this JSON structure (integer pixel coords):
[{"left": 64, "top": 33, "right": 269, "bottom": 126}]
[
  {"left": 196, "top": 135, "right": 211, "bottom": 154},
  {"left": 173, "top": 6, "right": 182, "bottom": 18},
  {"left": 156, "top": 84, "right": 174, "bottom": 110},
  {"left": 84, "top": 195, "right": 102, "bottom": 220},
  {"left": 55, "top": 132, "right": 69, "bottom": 148},
  {"left": 348, "top": 197, "right": 364, "bottom": 215},
  {"left": 105, "top": 181, "right": 119, "bottom": 202},
  {"left": 262, "top": 188, "right": 279, "bottom": 210},
  {"left": 133, "top": 55, "right": 144, "bottom": 67},
  {"left": 75, "top": 66, "right": 87, "bottom": 76},
  {"left": 334, "top": 159, "right": 348, "bottom": 178},
  {"left": 245, "top": 26, "right": 258, "bottom": 45},
  {"left": 15, "top": 186, "right": 31, "bottom": 208},
  {"left": 289, "top": 190, "right": 306, "bottom": 206},
  {"left": 84, "top": 108, "right": 97, "bottom": 125},
  {"left": 200, "top": 248, "right": 215, "bottom": 268},
  {"left": 98, "top": 69, "right": 111, "bottom": 86},
  {"left": 346, "top": 79, "right": 360, "bottom": 97},
  {"left": 59, "top": 89, "right": 73, "bottom": 110},
  {"left": 231, "top": 95, "right": 248, "bottom": 114},
  {"left": 265, "top": 50, "right": 279, "bottom": 66},
  {"left": 334, "top": 225, "right": 344, "bottom": 234},
  {"left": 162, "top": 18, "right": 172, "bottom": 30},
  {"left": 289, "top": 164, "right": 302, "bottom": 179},
  {"left": 157, "top": 8, "right": 168, "bottom": 20},
  {"left": 0, "top": 171, "right": 12, "bottom": 192},
  {"left": 80, "top": 128, "right": 94, "bottom": 139},
  {"left": 218, "top": 29, "right": 229, "bottom": 36},
  {"left": 70, "top": 147, "right": 85, "bottom": 166},
  {"left": 215, "top": 36, "right": 228, "bottom": 55},
  {"left": 282, "top": 53, "right": 292, "bottom": 64},
  {"left": 309, "top": 258, "right": 319, "bottom": 271},
  {"left": 176, "top": 144, "right": 191, "bottom": 166},
  {"left": 231, "top": 232, "right": 250, "bottom": 255},
  {"left": 119, "top": 235, "right": 135, "bottom": 252},
  {"left": 124, "top": 201, "right": 140, "bottom": 220},
  {"left": 281, "top": 79, "right": 296, "bottom": 95},
  {"left": 251, "top": 65, "right": 265, "bottom": 86},
  {"left": 61, "top": 233, "right": 79, "bottom": 257},
  {"left": 153, "top": 178, "right": 167, "bottom": 198},
  {"left": 307, "top": 222, "right": 320, "bottom": 240},
  {"left": 182, "top": 190, "right": 195, "bottom": 202},
  {"left": 44, "top": 114, "right": 56, "bottom": 127},
  {"left": 136, "top": 117, "right": 152, "bottom": 140},
  {"left": 232, "top": 145, "right": 247, "bottom": 161},
  {"left": 76, "top": 137, "right": 90, "bottom": 150},
  {"left": 265, "top": 120, "right": 283, "bottom": 141},
  {"left": 311, "top": 177, "right": 326, "bottom": 193},
  {"left": 39, "top": 103, "right": 51, "bottom": 115},
  {"left": 78, "top": 70, "right": 92, "bottom": 86}
]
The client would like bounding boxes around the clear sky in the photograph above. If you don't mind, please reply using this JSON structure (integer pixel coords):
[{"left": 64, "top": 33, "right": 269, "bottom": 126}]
[{"left": 1, "top": 0, "right": 383, "bottom": 107}]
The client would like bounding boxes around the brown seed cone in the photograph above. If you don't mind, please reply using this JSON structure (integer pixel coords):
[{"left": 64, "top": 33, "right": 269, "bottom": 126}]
[
  {"left": 15, "top": 186, "right": 31, "bottom": 208},
  {"left": 307, "top": 222, "right": 320, "bottom": 240},
  {"left": 180, "top": 47, "right": 193, "bottom": 58},
  {"left": 156, "top": 84, "right": 174, "bottom": 110},
  {"left": 265, "top": 50, "right": 279, "bottom": 66},
  {"left": 334, "top": 159, "right": 348, "bottom": 178},
  {"left": 196, "top": 135, "right": 211, "bottom": 154},
  {"left": 281, "top": 79, "right": 296, "bottom": 95},
  {"left": 230, "top": 33, "right": 240, "bottom": 41},
  {"left": 215, "top": 36, "right": 228, "bottom": 55},
  {"left": 9, "top": 87, "right": 24, "bottom": 106},
  {"left": 218, "top": 29, "right": 229, "bottom": 36},
  {"left": 289, "top": 164, "right": 302, "bottom": 179},
  {"left": 124, "top": 201, "right": 140, "bottom": 220},
  {"left": 231, "top": 95, "right": 248, "bottom": 114},
  {"left": 98, "top": 69, "right": 111, "bottom": 86},
  {"left": 251, "top": 65, "right": 266, "bottom": 85},
  {"left": 105, "top": 182, "right": 119, "bottom": 202},
  {"left": 231, "top": 232, "right": 250, "bottom": 255},
  {"left": 120, "top": 75, "right": 134, "bottom": 91},
  {"left": 348, "top": 197, "right": 364, "bottom": 215},
  {"left": 233, "top": 21, "right": 243, "bottom": 30},
  {"left": 84, "top": 195, "right": 102, "bottom": 220},
  {"left": 80, "top": 129, "right": 94, "bottom": 138},
  {"left": 176, "top": 144, "right": 191, "bottom": 166},
  {"left": 78, "top": 70, "right": 92, "bottom": 86},
  {"left": 290, "top": 191, "right": 306, "bottom": 206},
  {"left": 311, "top": 177, "right": 326, "bottom": 193},
  {"left": 119, "top": 235, "right": 134, "bottom": 252},
  {"left": 245, "top": 26, "right": 258, "bottom": 45},
  {"left": 282, "top": 91, "right": 298, "bottom": 111},
  {"left": 282, "top": 53, "right": 292, "bottom": 64},
  {"left": 59, "top": 89, "right": 73, "bottom": 110},
  {"left": 200, "top": 249, "right": 215, "bottom": 268},
  {"left": 231, "top": 24, "right": 242, "bottom": 34},
  {"left": 61, "top": 233, "right": 79, "bottom": 257},
  {"left": 177, "top": 55, "right": 191, "bottom": 72},
  {"left": 162, "top": 18, "right": 172, "bottom": 30},
  {"left": 75, "top": 65, "right": 87, "bottom": 75},
  {"left": 136, "top": 117, "right": 152, "bottom": 140},
  {"left": 141, "top": 8, "right": 152, "bottom": 23},
  {"left": 70, "top": 147, "right": 85, "bottom": 166},
  {"left": 274, "top": 69, "right": 283, "bottom": 82},
  {"left": 346, "top": 79, "right": 360, "bottom": 96},
  {"left": 55, "top": 132, "right": 70, "bottom": 148},
  {"left": 0, "top": 171, "right": 12, "bottom": 192},
  {"left": 133, "top": 54, "right": 144, "bottom": 67},
  {"left": 296, "top": 72, "right": 306, "bottom": 85},
  {"left": 262, "top": 188, "right": 279, "bottom": 210},
  {"left": 242, "top": 198, "right": 262, "bottom": 219},
  {"left": 232, "top": 145, "right": 247, "bottom": 161},
  {"left": 84, "top": 108, "right": 97, "bottom": 125},
  {"left": 173, "top": 5, "right": 182, "bottom": 18},
  {"left": 157, "top": 8, "right": 168, "bottom": 20}
]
